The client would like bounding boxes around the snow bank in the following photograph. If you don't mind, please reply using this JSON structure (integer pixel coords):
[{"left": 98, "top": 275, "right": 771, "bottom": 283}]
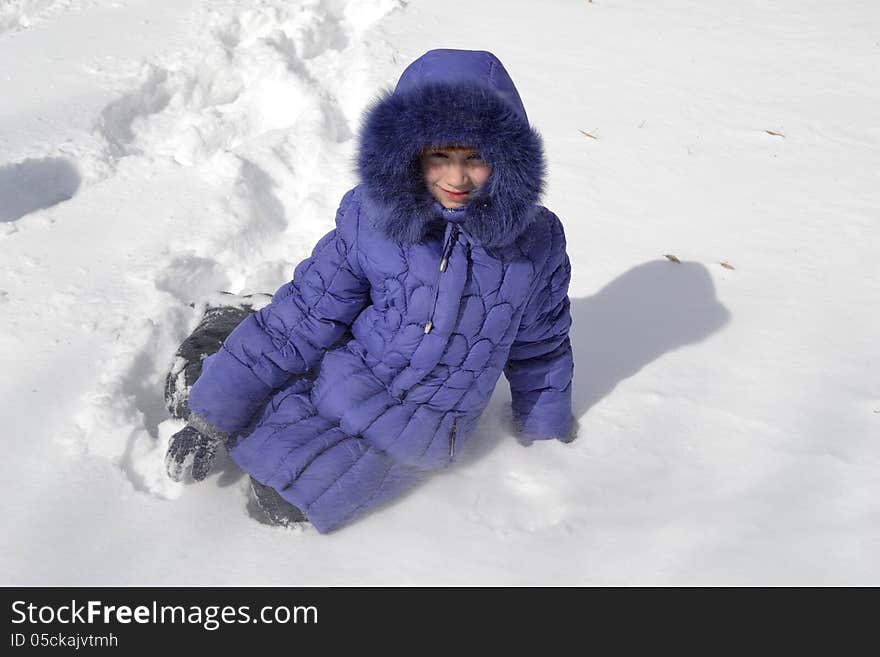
[{"left": 52, "top": 0, "right": 407, "bottom": 504}]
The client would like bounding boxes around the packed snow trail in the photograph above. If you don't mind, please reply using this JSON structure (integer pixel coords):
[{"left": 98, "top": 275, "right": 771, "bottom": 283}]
[{"left": 54, "top": 0, "right": 408, "bottom": 497}]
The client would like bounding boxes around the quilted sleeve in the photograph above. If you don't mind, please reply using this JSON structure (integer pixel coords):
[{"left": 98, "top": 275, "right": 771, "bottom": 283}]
[
  {"left": 187, "top": 188, "right": 370, "bottom": 435},
  {"left": 503, "top": 213, "right": 575, "bottom": 443}
]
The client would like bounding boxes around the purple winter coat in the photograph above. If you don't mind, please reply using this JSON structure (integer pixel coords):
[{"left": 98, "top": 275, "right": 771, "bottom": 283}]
[{"left": 187, "top": 49, "right": 574, "bottom": 533}]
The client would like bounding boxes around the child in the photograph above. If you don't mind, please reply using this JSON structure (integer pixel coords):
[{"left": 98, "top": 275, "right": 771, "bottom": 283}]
[{"left": 165, "top": 48, "right": 575, "bottom": 533}]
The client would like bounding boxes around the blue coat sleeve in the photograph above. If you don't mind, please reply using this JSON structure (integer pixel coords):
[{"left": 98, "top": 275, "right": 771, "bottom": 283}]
[
  {"left": 188, "top": 189, "right": 370, "bottom": 435},
  {"left": 503, "top": 213, "right": 575, "bottom": 442}
]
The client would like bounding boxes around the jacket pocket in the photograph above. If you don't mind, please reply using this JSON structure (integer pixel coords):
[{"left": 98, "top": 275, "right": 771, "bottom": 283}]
[{"left": 448, "top": 417, "right": 457, "bottom": 461}]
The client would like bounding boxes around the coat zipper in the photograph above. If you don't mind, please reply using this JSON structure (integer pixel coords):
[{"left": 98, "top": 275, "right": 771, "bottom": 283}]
[{"left": 425, "top": 222, "right": 460, "bottom": 334}]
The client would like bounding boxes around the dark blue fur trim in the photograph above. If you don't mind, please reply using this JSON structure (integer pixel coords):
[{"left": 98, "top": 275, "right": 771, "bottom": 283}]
[{"left": 356, "top": 80, "right": 546, "bottom": 249}]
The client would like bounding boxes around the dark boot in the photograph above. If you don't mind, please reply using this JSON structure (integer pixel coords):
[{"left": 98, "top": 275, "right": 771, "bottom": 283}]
[
  {"left": 164, "top": 292, "right": 271, "bottom": 420},
  {"left": 249, "top": 477, "right": 308, "bottom": 526}
]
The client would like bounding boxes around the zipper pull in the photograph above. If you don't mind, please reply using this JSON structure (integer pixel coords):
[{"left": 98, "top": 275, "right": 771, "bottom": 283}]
[
  {"left": 439, "top": 224, "right": 459, "bottom": 272},
  {"left": 424, "top": 320, "right": 433, "bottom": 334}
]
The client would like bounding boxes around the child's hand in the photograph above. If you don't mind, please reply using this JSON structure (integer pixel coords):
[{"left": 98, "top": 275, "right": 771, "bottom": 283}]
[
  {"left": 165, "top": 425, "right": 221, "bottom": 482},
  {"left": 165, "top": 413, "right": 233, "bottom": 482}
]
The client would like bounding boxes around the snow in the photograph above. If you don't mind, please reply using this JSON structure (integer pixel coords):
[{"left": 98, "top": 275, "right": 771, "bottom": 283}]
[{"left": 1, "top": 0, "right": 878, "bottom": 585}]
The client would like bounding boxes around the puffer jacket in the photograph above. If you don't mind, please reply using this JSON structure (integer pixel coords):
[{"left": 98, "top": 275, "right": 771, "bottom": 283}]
[{"left": 187, "top": 49, "right": 574, "bottom": 533}]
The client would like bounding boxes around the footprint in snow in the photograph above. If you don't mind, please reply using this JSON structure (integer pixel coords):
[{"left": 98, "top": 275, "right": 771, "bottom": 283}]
[{"left": 0, "top": 158, "right": 81, "bottom": 222}]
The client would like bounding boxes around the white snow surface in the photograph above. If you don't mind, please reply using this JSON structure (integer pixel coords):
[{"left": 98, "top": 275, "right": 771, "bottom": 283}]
[{"left": 1, "top": 0, "right": 878, "bottom": 585}]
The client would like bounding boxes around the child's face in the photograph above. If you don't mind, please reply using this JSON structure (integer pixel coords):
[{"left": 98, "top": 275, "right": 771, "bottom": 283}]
[{"left": 420, "top": 146, "right": 492, "bottom": 209}]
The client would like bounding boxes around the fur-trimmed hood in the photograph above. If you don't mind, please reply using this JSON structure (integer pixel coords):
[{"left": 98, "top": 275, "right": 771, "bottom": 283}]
[{"left": 357, "top": 49, "right": 546, "bottom": 249}]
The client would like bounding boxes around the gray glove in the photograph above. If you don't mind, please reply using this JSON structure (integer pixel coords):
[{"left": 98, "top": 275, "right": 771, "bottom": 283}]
[{"left": 165, "top": 414, "right": 233, "bottom": 482}]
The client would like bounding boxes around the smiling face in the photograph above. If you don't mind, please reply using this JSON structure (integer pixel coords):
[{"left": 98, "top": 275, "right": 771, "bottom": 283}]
[{"left": 420, "top": 146, "right": 492, "bottom": 208}]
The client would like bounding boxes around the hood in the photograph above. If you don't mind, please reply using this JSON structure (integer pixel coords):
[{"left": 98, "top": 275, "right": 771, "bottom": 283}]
[{"left": 357, "top": 49, "right": 546, "bottom": 249}]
